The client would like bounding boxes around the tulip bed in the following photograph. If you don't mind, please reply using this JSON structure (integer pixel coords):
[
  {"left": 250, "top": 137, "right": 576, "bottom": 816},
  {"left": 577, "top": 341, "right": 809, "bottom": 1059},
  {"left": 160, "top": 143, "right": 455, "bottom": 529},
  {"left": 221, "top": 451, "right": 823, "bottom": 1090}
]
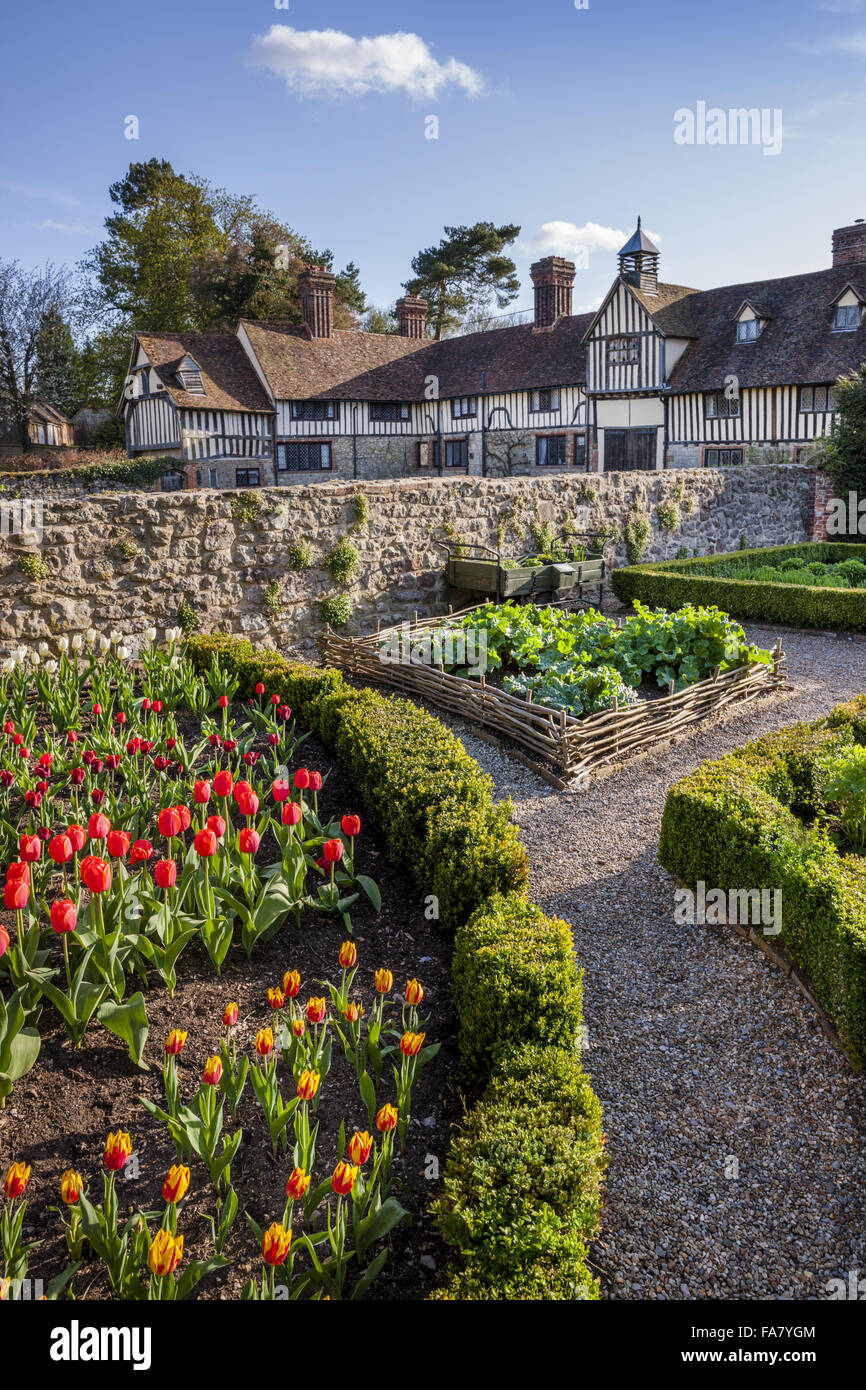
[
  {"left": 185, "top": 634, "right": 607, "bottom": 1300},
  {"left": 0, "top": 631, "right": 451, "bottom": 1300}
]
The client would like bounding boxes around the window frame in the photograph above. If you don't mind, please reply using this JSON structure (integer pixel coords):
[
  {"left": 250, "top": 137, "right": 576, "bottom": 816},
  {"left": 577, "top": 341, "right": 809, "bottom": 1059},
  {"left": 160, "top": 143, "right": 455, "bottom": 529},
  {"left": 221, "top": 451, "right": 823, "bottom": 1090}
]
[
  {"left": 536, "top": 433, "right": 568, "bottom": 468},
  {"left": 369, "top": 401, "right": 411, "bottom": 423},
  {"left": 605, "top": 336, "right": 640, "bottom": 367},
  {"left": 736, "top": 318, "right": 761, "bottom": 343},
  {"left": 529, "top": 387, "right": 561, "bottom": 414},
  {"left": 703, "top": 447, "right": 743, "bottom": 467},
  {"left": 832, "top": 302, "right": 861, "bottom": 333},
  {"left": 451, "top": 396, "right": 477, "bottom": 420},
  {"left": 276, "top": 440, "right": 333, "bottom": 473},
  {"left": 290, "top": 400, "right": 338, "bottom": 422},
  {"left": 799, "top": 386, "right": 837, "bottom": 414},
  {"left": 235, "top": 467, "right": 261, "bottom": 488},
  {"left": 704, "top": 392, "right": 740, "bottom": 419}
]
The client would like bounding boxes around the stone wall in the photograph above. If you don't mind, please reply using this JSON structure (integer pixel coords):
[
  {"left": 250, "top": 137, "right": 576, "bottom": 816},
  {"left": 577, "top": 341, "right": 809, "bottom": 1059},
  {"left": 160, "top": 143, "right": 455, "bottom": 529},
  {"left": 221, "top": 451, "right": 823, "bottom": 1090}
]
[{"left": 0, "top": 465, "right": 818, "bottom": 660}]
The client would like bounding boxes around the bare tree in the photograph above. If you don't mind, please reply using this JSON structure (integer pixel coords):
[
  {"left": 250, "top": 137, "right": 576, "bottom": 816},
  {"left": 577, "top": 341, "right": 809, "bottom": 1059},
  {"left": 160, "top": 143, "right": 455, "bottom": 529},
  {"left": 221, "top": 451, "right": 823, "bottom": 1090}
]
[
  {"left": 0, "top": 259, "right": 71, "bottom": 450},
  {"left": 486, "top": 432, "right": 533, "bottom": 476}
]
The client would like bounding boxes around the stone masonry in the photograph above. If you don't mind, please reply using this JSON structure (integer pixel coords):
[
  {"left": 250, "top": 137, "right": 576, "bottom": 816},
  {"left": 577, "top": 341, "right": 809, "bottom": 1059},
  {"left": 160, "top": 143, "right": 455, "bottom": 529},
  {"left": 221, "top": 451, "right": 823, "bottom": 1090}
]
[{"left": 0, "top": 466, "right": 818, "bottom": 660}]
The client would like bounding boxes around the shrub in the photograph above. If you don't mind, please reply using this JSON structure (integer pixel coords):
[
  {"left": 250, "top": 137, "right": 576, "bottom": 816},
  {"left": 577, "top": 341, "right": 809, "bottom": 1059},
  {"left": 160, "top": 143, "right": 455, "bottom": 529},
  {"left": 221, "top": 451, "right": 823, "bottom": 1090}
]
[
  {"left": 431, "top": 1044, "right": 604, "bottom": 1300},
  {"left": 624, "top": 510, "right": 651, "bottom": 563},
  {"left": 659, "top": 701, "right": 866, "bottom": 1063},
  {"left": 353, "top": 493, "right": 370, "bottom": 526},
  {"left": 264, "top": 579, "right": 286, "bottom": 619},
  {"left": 287, "top": 540, "right": 313, "bottom": 570},
  {"left": 824, "top": 745, "right": 866, "bottom": 851},
  {"left": 230, "top": 492, "right": 261, "bottom": 526},
  {"left": 177, "top": 597, "right": 200, "bottom": 636},
  {"left": 656, "top": 501, "right": 680, "bottom": 532},
  {"left": 611, "top": 542, "right": 866, "bottom": 630},
  {"left": 325, "top": 537, "right": 359, "bottom": 585},
  {"left": 320, "top": 594, "right": 352, "bottom": 627},
  {"left": 453, "top": 894, "right": 582, "bottom": 1084}
]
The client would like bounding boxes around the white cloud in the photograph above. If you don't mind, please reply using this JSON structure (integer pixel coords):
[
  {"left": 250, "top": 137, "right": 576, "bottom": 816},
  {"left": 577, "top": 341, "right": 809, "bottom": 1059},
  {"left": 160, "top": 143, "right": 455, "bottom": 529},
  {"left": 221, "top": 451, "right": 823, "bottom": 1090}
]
[
  {"left": 521, "top": 220, "right": 662, "bottom": 259},
  {"left": 37, "top": 219, "right": 88, "bottom": 234},
  {"left": 245, "top": 25, "right": 484, "bottom": 100}
]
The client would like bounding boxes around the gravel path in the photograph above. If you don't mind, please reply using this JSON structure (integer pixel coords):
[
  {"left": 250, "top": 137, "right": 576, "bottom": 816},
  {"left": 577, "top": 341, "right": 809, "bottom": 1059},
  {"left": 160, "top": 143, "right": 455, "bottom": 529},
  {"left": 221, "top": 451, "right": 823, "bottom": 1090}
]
[{"left": 440, "top": 624, "right": 866, "bottom": 1301}]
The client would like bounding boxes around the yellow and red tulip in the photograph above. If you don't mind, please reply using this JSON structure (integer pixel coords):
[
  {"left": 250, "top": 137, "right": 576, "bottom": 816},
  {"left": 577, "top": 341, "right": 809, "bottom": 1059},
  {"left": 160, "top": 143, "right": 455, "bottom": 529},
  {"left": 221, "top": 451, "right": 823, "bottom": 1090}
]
[
  {"left": 400, "top": 1031, "right": 425, "bottom": 1057},
  {"left": 262, "top": 1221, "right": 292, "bottom": 1267},
  {"left": 338, "top": 940, "right": 357, "bottom": 969},
  {"left": 348, "top": 1130, "right": 373, "bottom": 1165},
  {"left": 405, "top": 978, "right": 424, "bottom": 1007},
  {"left": 306, "top": 996, "right": 327, "bottom": 1024},
  {"left": 3, "top": 1161, "right": 30, "bottom": 1200},
  {"left": 255, "top": 1027, "right": 274, "bottom": 1057},
  {"left": 376, "top": 1103, "right": 398, "bottom": 1133},
  {"left": 60, "top": 1169, "right": 83, "bottom": 1205},
  {"left": 282, "top": 969, "right": 301, "bottom": 998},
  {"left": 203, "top": 1056, "right": 223, "bottom": 1086},
  {"left": 222, "top": 1002, "right": 239, "bottom": 1027},
  {"left": 164, "top": 1029, "right": 187, "bottom": 1056},
  {"left": 285, "top": 1166, "right": 311, "bottom": 1201},
  {"left": 374, "top": 969, "right": 393, "bottom": 994},
  {"left": 331, "top": 1161, "right": 359, "bottom": 1196},
  {"left": 148, "top": 1228, "right": 184, "bottom": 1277},
  {"left": 103, "top": 1130, "right": 132, "bottom": 1172},
  {"left": 297, "top": 1069, "right": 320, "bottom": 1101},
  {"left": 162, "top": 1164, "right": 191, "bottom": 1204}
]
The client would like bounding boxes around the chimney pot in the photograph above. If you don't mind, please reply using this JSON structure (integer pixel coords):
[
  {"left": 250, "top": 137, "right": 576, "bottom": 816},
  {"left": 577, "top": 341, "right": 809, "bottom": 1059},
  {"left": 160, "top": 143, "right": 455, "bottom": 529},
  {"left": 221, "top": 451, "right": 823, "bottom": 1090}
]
[
  {"left": 395, "top": 294, "right": 428, "bottom": 338},
  {"left": 832, "top": 222, "right": 866, "bottom": 268},
  {"left": 298, "top": 264, "right": 336, "bottom": 338},
  {"left": 530, "top": 256, "right": 575, "bottom": 329}
]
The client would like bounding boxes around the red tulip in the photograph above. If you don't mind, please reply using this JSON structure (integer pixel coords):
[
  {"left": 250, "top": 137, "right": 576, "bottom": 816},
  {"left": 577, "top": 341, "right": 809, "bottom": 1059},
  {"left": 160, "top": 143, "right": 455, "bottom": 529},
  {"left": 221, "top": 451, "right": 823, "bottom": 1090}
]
[
  {"left": 233, "top": 781, "right": 258, "bottom": 817},
  {"left": 238, "top": 827, "right": 260, "bottom": 855},
  {"left": 254, "top": 682, "right": 265, "bottom": 696},
  {"left": 341, "top": 814, "right": 361, "bottom": 838},
  {"left": 3, "top": 720, "right": 14, "bottom": 735},
  {"left": 154, "top": 858, "right": 177, "bottom": 889},
  {"left": 6, "top": 862, "right": 29, "bottom": 884},
  {"left": 81, "top": 857, "right": 111, "bottom": 894},
  {"left": 4, "top": 880, "right": 28, "bottom": 911},
  {"left": 66, "top": 730, "right": 78, "bottom": 745},
  {"left": 92, "top": 703, "right": 102, "bottom": 717},
  {"left": 194, "top": 780, "right": 211, "bottom": 804},
  {"left": 271, "top": 779, "right": 290, "bottom": 803},
  {"left": 106, "top": 830, "right": 131, "bottom": 859},
  {"left": 158, "top": 807, "right": 182, "bottom": 839},
  {"left": 194, "top": 828, "right": 218, "bottom": 858},
  {"left": 206, "top": 815, "right": 226, "bottom": 839},
  {"left": 142, "top": 698, "right": 152, "bottom": 712},
  {"left": 130, "top": 839, "right": 153, "bottom": 864},
  {"left": 293, "top": 768, "right": 310, "bottom": 790},
  {"left": 281, "top": 802, "right": 302, "bottom": 827},
  {"left": 213, "top": 770, "right": 233, "bottom": 798},
  {"left": 116, "top": 711, "right": 127, "bottom": 726},
  {"left": 67, "top": 824, "right": 86, "bottom": 852},
  {"left": 152, "top": 700, "right": 163, "bottom": 714},
  {"left": 0, "top": 925, "right": 9, "bottom": 958},
  {"left": 175, "top": 805, "right": 191, "bottom": 832},
  {"left": 323, "top": 839, "right": 343, "bottom": 865},
  {"left": 50, "top": 899, "right": 77, "bottom": 935},
  {"left": 268, "top": 733, "right": 279, "bottom": 747},
  {"left": 48, "top": 834, "right": 73, "bottom": 864},
  {"left": 88, "top": 812, "right": 110, "bottom": 842},
  {"left": 19, "top": 834, "right": 41, "bottom": 863},
  {"left": 218, "top": 695, "right": 228, "bottom": 709}
]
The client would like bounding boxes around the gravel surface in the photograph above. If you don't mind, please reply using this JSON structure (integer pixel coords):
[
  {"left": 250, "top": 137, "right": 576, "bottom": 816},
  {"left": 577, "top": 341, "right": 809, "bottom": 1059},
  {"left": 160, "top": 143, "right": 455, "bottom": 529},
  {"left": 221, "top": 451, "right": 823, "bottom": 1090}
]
[{"left": 438, "top": 623, "right": 866, "bottom": 1301}]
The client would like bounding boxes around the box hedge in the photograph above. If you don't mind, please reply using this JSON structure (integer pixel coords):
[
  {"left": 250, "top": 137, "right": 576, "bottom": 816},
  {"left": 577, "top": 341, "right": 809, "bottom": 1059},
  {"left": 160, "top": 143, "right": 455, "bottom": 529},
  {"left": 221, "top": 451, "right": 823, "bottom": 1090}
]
[
  {"left": 186, "top": 631, "right": 603, "bottom": 1298},
  {"left": 610, "top": 542, "right": 866, "bottom": 630},
  {"left": 659, "top": 701, "right": 866, "bottom": 1063},
  {"left": 453, "top": 893, "right": 584, "bottom": 1086}
]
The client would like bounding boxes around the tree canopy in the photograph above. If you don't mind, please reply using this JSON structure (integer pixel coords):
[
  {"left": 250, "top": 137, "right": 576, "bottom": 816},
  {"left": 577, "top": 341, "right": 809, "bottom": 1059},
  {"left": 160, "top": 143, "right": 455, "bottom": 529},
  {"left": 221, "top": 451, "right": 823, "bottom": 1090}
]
[
  {"left": 403, "top": 221, "right": 521, "bottom": 340},
  {"left": 0, "top": 259, "right": 72, "bottom": 447}
]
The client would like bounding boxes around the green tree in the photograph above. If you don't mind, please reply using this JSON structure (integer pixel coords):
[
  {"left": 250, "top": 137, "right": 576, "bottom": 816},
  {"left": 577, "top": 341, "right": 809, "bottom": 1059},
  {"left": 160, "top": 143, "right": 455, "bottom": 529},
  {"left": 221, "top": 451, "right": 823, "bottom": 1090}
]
[
  {"left": 33, "top": 309, "right": 84, "bottom": 416},
  {"left": 363, "top": 304, "right": 399, "bottom": 335},
  {"left": 404, "top": 221, "right": 521, "bottom": 340},
  {"left": 0, "top": 258, "right": 71, "bottom": 450},
  {"left": 823, "top": 365, "right": 866, "bottom": 532}
]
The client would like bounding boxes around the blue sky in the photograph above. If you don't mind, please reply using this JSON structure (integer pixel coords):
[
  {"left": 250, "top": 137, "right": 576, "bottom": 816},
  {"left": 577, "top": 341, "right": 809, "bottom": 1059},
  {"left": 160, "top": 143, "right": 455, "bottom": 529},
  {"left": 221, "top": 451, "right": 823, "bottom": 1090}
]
[{"left": 2, "top": 0, "right": 866, "bottom": 319}]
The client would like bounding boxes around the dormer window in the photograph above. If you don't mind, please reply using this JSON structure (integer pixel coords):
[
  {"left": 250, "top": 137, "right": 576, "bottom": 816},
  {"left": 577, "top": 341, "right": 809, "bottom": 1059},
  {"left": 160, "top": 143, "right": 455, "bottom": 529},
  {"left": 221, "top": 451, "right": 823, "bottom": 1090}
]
[
  {"left": 833, "top": 303, "right": 861, "bottom": 332},
  {"left": 736, "top": 318, "right": 761, "bottom": 343},
  {"left": 177, "top": 356, "right": 205, "bottom": 394}
]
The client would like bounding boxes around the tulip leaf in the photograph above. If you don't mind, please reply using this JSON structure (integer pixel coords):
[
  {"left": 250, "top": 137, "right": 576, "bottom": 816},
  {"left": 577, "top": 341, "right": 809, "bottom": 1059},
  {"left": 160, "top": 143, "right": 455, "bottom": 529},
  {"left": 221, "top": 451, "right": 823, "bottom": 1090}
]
[
  {"left": 98, "top": 991, "right": 150, "bottom": 1069},
  {"left": 350, "top": 1246, "right": 389, "bottom": 1300},
  {"left": 354, "top": 875, "right": 382, "bottom": 912}
]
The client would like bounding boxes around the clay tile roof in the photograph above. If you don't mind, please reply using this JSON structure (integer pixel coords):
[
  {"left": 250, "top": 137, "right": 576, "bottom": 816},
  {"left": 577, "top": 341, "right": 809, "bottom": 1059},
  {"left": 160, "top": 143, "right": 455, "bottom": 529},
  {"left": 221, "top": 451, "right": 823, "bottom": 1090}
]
[
  {"left": 655, "top": 265, "right": 866, "bottom": 390},
  {"left": 240, "top": 313, "right": 593, "bottom": 401},
  {"left": 31, "top": 400, "right": 73, "bottom": 425},
  {"left": 135, "top": 331, "right": 274, "bottom": 413}
]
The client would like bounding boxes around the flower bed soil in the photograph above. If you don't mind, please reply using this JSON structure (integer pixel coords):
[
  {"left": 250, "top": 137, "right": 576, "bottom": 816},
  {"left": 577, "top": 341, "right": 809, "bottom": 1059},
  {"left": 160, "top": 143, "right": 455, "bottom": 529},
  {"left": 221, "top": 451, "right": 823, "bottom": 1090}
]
[{"left": 0, "top": 723, "right": 461, "bottom": 1301}]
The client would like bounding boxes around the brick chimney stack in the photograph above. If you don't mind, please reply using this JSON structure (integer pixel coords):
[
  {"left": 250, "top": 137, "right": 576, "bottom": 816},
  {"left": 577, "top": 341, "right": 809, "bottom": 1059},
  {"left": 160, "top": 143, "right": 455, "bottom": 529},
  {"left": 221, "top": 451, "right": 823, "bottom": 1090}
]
[
  {"left": 832, "top": 221, "right": 866, "bottom": 268},
  {"left": 298, "top": 265, "right": 336, "bottom": 338},
  {"left": 395, "top": 294, "right": 428, "bottom": 338},
  {"left": 530, "top": 257, "right": 575, "bottom": 329}
]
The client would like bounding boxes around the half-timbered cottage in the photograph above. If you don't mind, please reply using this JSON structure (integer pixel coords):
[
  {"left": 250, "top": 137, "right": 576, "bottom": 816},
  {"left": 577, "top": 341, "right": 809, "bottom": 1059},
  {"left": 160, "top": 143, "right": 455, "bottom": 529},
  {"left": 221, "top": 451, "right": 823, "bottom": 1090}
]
[
  {"left": 0, "top": 401, "right": 74, "bottom": 456},
  {"left": 121, "top": 220, "right": 866, "bottom": 485}
]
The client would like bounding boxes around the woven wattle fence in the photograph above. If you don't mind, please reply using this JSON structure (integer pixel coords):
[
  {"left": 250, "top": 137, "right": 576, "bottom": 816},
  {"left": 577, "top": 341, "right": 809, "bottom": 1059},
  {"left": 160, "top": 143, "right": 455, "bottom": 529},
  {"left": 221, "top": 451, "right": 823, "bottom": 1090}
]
[{"left": 320, "top": 605, "right": 786, "bottom": 787}]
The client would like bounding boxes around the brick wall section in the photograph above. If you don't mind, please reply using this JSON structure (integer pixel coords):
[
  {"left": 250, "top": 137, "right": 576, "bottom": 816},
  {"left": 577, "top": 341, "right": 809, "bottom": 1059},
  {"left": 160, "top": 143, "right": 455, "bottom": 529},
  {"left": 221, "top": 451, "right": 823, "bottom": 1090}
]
[
  {"left": 0, "top": 465, "right": 818, "bottom": 660},
  {"left": 807, "top": 468, "right": 837, "bottom": 541}
]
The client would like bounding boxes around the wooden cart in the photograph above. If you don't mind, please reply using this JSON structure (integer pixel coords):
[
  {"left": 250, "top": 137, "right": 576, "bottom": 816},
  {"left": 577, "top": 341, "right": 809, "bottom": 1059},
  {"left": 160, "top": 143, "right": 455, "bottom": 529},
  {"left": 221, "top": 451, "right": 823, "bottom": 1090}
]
[{"left": 441, "top": 542, "right": 605, "bottom": 606}]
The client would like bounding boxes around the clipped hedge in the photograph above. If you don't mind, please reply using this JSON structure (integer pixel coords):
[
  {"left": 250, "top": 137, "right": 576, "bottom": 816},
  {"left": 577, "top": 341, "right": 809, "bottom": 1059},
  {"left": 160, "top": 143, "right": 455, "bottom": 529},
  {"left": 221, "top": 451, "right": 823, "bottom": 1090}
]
[
  {"left": 453, "top": 894, "right": 583, "bottom": 1086},
  {"left": 659, "top": 700, "right": 866, "bottom": 1063},
  {"left": 430, "top": 1044, "right": 604, "bottom": 1300},
  {"left": 0, "top": 453, "right": 177, "bottom": 491},
  {"left": 186, "top": 630, "right": 604, "bottom": 1299},
  {"left": 611, "top": 542, "right": 866, "bottom": 630}
]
